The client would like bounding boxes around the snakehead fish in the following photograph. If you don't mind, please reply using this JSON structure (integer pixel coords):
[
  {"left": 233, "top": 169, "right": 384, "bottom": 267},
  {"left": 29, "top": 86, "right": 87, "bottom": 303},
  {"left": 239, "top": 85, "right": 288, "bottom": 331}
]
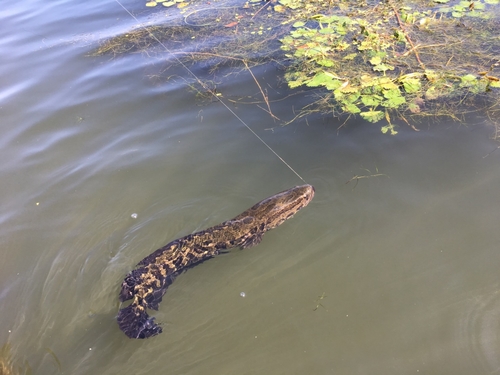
[{"left": 117, "top": 184, "right": 315, "bottom": 339}]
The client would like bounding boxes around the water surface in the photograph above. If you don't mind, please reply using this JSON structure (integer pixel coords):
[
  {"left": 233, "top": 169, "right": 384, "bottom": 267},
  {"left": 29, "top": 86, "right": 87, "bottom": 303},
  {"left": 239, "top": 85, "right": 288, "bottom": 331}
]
[{"left": 1, "top": 1, "right": 500, "bottom": 374}]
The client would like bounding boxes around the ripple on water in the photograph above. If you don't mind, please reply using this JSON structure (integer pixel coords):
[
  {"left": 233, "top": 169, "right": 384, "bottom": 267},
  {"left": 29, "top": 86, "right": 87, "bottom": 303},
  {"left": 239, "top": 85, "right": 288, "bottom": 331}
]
[{"left": 456, "top": 286, "right": 500, "bottom": 373}]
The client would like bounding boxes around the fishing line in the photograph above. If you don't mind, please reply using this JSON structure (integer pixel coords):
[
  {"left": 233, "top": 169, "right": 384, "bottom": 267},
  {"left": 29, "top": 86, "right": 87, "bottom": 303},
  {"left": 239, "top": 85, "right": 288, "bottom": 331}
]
[{"left": 112, "top": 0, "right": 307, "bottom": 184}]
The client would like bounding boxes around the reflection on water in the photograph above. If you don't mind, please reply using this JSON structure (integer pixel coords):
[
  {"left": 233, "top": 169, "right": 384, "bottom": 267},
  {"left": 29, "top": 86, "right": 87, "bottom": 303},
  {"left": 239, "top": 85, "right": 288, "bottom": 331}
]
[
  {"left": 0, "top": 343, "right": 32, "bottom": 375},
  {"left": 1, "top": 0, "right": 500, "bottom": 374}
]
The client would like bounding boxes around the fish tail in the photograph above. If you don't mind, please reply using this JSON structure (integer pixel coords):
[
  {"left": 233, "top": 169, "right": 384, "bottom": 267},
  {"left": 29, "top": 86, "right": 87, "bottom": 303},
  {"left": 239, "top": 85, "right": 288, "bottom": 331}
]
[{"left": 117, "top": 303, "right": 162, "bottom": 339}]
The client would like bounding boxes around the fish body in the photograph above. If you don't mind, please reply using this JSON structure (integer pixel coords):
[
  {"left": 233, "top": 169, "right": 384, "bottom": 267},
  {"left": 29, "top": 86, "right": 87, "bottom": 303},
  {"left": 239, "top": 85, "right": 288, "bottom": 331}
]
[{"left": 117, "top": 184, "right": 315, "bottom": 339}]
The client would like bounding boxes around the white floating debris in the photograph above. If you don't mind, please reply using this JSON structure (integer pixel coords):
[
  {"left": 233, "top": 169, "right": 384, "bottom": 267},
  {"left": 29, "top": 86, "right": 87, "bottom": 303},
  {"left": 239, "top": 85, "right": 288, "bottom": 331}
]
[
  {"left": 240, "top": 292, "right": 246, "bottom": 298},
  {"left": 131, "top": 213, "right": 138, "bottom": 219}
]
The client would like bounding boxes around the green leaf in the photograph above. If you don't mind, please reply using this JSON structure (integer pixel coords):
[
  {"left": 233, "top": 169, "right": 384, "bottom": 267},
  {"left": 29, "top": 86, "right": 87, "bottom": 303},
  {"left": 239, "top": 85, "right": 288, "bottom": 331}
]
[
  {"left": 460, "top": 74, "right": 477, "bottom": 85},
  {"left": 333, "top": 88, "right": 350, "bottom": 101},
  {"left": 424, "top": 69, "right": 439, "bottom": 82},
  {"left": 325, "top": 79, "right": 343, "bottom": 90},
  {"left": 369, "top": 56, "right": 382, "bottom": 65},
  {"left": 305, "top": 72, "right": 340, "bottom": 88},
  {"left": 291, "top": 28, "right": 316, "bottom": 38},
  {"left": 383, "top": 88, "right": 402, "bottom": 99},
  {"left": 401, "top": 78, "right": 421, "bottom": 93},
  {"left": 381, "top": 89, "right": 405, "bottom": 108},
  {"left": 360, "top": 110, "right": 384, "bottom": 123},
  {"left": 438, "top": 6, "right": 452, "bottom": 12},
  {"left": 335, "top": 41, "right": 350, "bottom": 51},
  {"left": 373, "top": 78, "right": 396, "bottom": 91},
  {"left": 490, "top": 80, "right": 500, "bottom": 88},
  {"left": 316, "top": 15, "right": 340, "bottom": 23},
  {"left": 343, "top": 53, "right": 357, "bottom": 60},
  {"left": 361, "top": 94, "right": 383, "bottom": 106},
  {"left": 304, "top": 48, "right": 323, "bottom": 57},
  {"left": 288, "top": 80, "right": 305, "bottom": 89},
  {"left": 343, "top": 103, "right": 361, "bottom": 114},
  {"left": 383, "top": 96, "right": 406, "bottom": 108},
  {"left": 381, "top": 124, "right": 398, "bottom": 135},
  {"left": 317, "top": 59, "right": 335, "bottom": 67},
  {"left": 336, "top": 25, "right": 348, "bottom": 35},
  {"left": 343, "top": 92, "right": 361, "bottom": 104},
  {"left": 360, "top": 75, "right": 376, "bottom": 88},
  {"left": 319, "top": 27, "right": 336, "bottom": 34},
  {"left": 339, "top": 85, "right": 360, "bottom": 93},
  {"left": 279, "top": 0, "right": 302, "bottom": 9},
  {"left": 293, "top": 21, "right": 306, "bottom": 28},
  {"left": 373, "top": 63, "right": 395, "bottom": 72},
  {"left": 393, "top": 30, "right": 406, "bottom": 42}
]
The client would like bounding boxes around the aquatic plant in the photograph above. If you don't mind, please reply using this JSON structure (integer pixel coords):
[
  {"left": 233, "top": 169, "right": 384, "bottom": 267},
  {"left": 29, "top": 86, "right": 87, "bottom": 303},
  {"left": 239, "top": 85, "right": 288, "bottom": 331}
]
[
  {"left": 279, "top": 0, "right": 500, "bottom": 133},
  {"left": 93, "top": 0, "right": 500, "bottom": 135}
]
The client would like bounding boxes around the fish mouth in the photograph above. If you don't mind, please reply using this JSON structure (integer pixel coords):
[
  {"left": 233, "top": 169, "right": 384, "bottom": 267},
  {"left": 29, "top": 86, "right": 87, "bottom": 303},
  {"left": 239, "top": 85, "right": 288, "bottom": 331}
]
[{"left": 300, "top": 184, "right": 315, "bottom": 203}]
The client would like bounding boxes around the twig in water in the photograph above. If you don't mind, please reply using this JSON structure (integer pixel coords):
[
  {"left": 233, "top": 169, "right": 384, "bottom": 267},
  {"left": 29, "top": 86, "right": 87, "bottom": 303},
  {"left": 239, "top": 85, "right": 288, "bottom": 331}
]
[{"left": 346, "top": 167, "right": 388, "bottom": 190}]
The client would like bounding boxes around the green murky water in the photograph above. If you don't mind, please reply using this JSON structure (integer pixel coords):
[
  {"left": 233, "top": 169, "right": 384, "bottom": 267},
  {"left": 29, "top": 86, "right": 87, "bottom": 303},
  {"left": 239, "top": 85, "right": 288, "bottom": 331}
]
[{"left": 1, "top": 1, "right": 500, "bottom": 374}]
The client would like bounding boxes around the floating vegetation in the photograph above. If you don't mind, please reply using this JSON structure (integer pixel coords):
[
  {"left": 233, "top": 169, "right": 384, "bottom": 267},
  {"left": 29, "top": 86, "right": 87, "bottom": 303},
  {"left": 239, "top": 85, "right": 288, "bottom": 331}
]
[
  {"left": 93, "top": 1, "right": 291, "bottom": 62},
  {"left": 280, "top": 2, "right": 500, "bottom": 133},
  {"left": 145, "top": 0, "right": 189, "bottom": 8},
  {"left": 93, "top": 24, "right": 200, "bottom": 56},
  {"left": 436, "top": 0, "right": 500, "bottom": 18},
  {"left": 93, "top": 0, "right": 500, "bottom": 135}
]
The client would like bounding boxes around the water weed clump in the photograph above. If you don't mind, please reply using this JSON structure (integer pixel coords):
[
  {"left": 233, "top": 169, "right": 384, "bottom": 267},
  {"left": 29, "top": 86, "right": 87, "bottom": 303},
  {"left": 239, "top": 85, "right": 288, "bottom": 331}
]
[
  {"left": 279, "top": 0, "right": 500, "bottom": 134},
  {"left": 94, "top": 0, "right": 500, "bottom": 135}
]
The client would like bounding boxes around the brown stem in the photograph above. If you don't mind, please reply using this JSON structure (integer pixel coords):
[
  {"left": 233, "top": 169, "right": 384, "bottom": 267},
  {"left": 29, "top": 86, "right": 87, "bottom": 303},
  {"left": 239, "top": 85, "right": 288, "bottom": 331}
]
[{"left": 390, "top": 1, "right": 426, "bottom": 71}]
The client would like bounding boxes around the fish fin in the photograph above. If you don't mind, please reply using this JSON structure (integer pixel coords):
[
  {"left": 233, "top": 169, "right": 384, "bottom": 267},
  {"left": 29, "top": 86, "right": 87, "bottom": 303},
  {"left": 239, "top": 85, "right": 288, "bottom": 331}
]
[{"left": 240, "top": 232, "right": 263, "bottom": 249}]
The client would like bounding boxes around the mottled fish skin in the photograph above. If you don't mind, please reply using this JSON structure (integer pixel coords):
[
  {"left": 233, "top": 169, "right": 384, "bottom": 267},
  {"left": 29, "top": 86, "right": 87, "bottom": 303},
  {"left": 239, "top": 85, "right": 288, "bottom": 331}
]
[{"left": 117, "top": 184, "right": 315, "bottom": 339}]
